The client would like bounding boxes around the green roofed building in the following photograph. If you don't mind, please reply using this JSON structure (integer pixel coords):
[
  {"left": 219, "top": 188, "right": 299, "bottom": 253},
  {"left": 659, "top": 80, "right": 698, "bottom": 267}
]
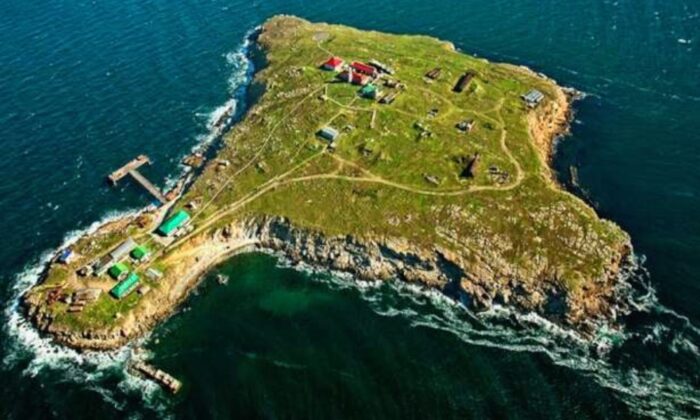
[
  {"left": 360, "top": 83, "right": 379, "bottom": 99},
  {"left": 108, "top": 262, "right": 129, "bottom": 280},
  {"left": 110, "top": 272, "right": 140, "bottom": 299},
  {"left": 131, "top": 245, "right": 149, "bottom": 261},
  {"left": 158, "top": 210, "right": 190, "bottom": 236}
]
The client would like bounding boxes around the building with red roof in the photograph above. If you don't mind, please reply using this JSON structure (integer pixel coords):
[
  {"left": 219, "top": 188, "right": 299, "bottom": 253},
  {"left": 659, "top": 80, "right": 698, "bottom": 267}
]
[
  {"left": 322, "top": 56, "right": 344, "bottom": 71},
  {"left": 351, "top": 61, "right": 378, "bottom": 77},
  {"left": 337, "top": 70, "right": 369, "bottom": 85},
  {"left": 350, "top": 71, "right": 369, "bottom": 85}
]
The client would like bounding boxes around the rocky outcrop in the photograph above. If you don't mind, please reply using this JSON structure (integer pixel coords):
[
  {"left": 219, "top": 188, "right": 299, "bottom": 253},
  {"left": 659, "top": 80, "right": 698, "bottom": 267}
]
[
  {"left": 24, "top": 206, "right": 630, "bottom": 351},
  {"left": 254, "top": 217, "right": 629, "bottom": 329}
]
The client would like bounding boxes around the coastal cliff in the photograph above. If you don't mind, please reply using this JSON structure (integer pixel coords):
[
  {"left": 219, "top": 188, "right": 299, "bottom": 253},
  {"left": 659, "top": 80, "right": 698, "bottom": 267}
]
[{"left": 23, "top": 15, "right": 632, "bottom": 350}]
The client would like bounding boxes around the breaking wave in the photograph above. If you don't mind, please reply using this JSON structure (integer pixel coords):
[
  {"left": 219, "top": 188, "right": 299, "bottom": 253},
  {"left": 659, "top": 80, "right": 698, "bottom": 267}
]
[
  {"left": 276, "top": 253, "right": 700, "bottom": 419},
  {"left": 164, "top": 29, "right": 256, "bottom": 192},
  {"left": 1, "top": 30, "right": 258, "bottom": 415},
  {"left": 1, "top": 209, "right": 169, "bottom": 414}
]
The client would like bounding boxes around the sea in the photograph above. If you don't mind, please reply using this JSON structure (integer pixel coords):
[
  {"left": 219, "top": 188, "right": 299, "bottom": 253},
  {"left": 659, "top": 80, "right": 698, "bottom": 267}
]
[{"left": 1, "top": 1, "right": 698, "bottom": 419}]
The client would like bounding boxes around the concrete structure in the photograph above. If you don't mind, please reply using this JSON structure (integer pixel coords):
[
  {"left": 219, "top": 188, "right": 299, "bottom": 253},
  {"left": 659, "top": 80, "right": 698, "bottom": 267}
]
[
  {"left": 110, "top": 237, "right": 137, "bottom": 262},
  {"left": 369, "top": 59, "right": 395, "bottom": 75},
  {"left": 522, "top": 89, "right": 545, "bottom": 108},
  {"left": 318, "top": 126, "right": 340, "bottom": 141},
  {"left": 453, "top": 71, "right": 476, "bottom": 93},
  {"left": 108, "top": 155, "right": 168, "bottom": 204},
  {"left": 131, "top": 361, "right": 182, "bottom": 394},
  {"left": 426, "top": 67, "right": 442, "bottom": 80},
  {"left": 457, "top": 119, "right": 475, "bottom": 132}
]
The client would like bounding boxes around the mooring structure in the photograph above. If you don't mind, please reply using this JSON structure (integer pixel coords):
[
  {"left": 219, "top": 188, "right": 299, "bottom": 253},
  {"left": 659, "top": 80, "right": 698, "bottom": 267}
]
[{"left": 107, "top": 155, "right": 167, "bottom": 204}]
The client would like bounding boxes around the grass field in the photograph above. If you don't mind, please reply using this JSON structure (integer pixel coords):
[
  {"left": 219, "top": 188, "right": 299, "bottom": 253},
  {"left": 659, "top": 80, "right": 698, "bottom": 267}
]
[{"left": 27, "top": 16, "right": 629, "bottom": 333}]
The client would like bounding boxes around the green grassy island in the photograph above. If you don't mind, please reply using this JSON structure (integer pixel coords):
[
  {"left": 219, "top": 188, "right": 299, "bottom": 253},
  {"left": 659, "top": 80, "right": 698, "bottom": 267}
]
[{"left": 24, "top": 16, "right": 631, "bottom": 350}]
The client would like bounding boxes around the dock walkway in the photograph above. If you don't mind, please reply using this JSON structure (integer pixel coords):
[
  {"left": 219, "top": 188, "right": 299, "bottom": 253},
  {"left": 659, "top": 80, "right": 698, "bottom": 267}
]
[
  {"left": 108, "top": 155, "right": 150, "bottom": 184},
  {"left": 128, "top": 169, "right": 167, "bottom": 204},
  {"left": 108, "top": 155, "right": 167, "bottom": 204}
]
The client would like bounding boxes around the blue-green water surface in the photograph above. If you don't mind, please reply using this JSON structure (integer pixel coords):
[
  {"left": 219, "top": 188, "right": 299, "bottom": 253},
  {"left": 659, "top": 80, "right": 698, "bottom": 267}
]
[{"left": 1, "top": 1, "right": 698, "bottom": 418}]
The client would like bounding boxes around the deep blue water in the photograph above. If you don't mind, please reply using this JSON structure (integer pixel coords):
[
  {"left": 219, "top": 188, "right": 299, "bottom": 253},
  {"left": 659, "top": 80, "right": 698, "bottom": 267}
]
[{"left": 1, "top": 1, "right": 699, "bottom": 418}]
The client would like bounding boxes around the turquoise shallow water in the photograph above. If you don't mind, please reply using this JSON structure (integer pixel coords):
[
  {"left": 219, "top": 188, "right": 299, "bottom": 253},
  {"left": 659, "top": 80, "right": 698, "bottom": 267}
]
[{"left": 0, "top": 1, "right": 699, "bottom": 418}]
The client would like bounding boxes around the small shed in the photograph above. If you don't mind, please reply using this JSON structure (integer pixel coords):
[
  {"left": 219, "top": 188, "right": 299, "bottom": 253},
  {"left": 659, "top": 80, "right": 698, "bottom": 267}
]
[
  {"left": 456, "top": 119, "right": 475, "bottom": 132},
  {"left": 318, "top": 126, "right": 340, "bottom": 141},
  {"left": 453, "top": 71, "right": 476, "bottom": 93},
  {"left": 158, "top": 210, "right": 190, "bottom": 236},
  {"left": 131, "top": 245, "right": 150, "bottom": 261},
  {"left": 111, "top": 272, "right": 140, "bottom": 299},
  {"left": 426, "top": 67, "right": 442, "bottom": 80},
  {"left": 57, "top": 249, "right": 74, "bottom": 264},
  {"left": 146, "top": 268, "right": 163, "bottom": 280},
  {"left": 360, "top": 83, "right": 379, "bottom": 99},
  {"left": 522, "top": 89, "right": 545, "bottom": 107},
  {"left": 108, "top": 262, "right": 129, "bottom": 281},
  {"left": 369, "top": 59, "right": 395, "bottom": 75}
]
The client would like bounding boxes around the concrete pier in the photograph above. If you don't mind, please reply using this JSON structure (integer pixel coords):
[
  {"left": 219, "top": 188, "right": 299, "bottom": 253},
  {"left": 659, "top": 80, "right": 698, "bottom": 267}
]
[
  {"left": 108, "top": 155, "right": 150, "bottom": 185},
  {"left": 131, "top": 361, "right": 182, "bottom": 394},
  {"left": 108, "top": 155, "right": 167, "bottom": 204}
]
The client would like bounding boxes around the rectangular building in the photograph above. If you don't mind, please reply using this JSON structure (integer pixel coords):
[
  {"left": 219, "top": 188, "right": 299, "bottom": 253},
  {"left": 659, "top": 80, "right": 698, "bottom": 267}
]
[
  {"left": 322, "top": 56, "right": 344, "bottom": 71},
  {"left": 158, "top": 210, "right": 191, "bottom": 236},
  {"left": 111, "top": 272, "right": 140, "bottom": 299},
  {"left": 108, "top": 262, "right": 129, "bottom": 281},
  {"left": 318, "top": 126, "right": 340, "bottom": 141},
  {"left": 109, "top": 237, "right": 137, "bottom": 261},
  {"left": 522, "top": 89, "right": 545, "bottom": 108}
]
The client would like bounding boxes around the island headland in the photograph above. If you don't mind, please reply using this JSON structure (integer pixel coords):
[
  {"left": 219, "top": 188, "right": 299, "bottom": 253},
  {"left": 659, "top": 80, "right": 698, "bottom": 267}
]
[{"left": 23, "top": 16, "right": 631, "bottom": 350}]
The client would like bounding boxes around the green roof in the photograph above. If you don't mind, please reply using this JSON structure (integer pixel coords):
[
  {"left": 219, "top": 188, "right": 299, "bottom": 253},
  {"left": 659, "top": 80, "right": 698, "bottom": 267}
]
[
  {"left": 158, "top": 210, "right": 190, "bottom": 236},
  {"left": 361, "top": 84, "right": 377, "bottom": 96},
  {"left": 110, "top": 272, "right": 140, "bottom": 299},
  {"left": 108, "top": 262, "right": 129, "bottom": 280},
  {"left": 131, "top": 245, "right": 149, "bottom": 260}
]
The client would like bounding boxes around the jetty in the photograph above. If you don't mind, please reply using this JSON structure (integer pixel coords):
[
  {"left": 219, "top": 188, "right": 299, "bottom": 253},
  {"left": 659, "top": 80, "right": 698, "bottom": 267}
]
[
  {"left": 131, "top": 361, "right": 182, "bottom": 394},
  {"left": 108, "top": 155, "right": 168, "bottom": 204}
]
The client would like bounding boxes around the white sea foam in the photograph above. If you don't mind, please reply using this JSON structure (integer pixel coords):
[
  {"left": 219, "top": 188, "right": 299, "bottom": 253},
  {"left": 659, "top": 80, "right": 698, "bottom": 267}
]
[
  {"left": 354, "top": 263, "right": 699, "bottom": 419},
  {"left": 265, "top": 247, "right": 700, "bottom": 419},
  {"left": 0, "top": 26, "right": 262, "bottom": 412},
  {"left": 0, "top": 209, "right": 157, "bottom": 407},
  {"left": 162, "top": 29, "right": 256, "bottom": 192}
]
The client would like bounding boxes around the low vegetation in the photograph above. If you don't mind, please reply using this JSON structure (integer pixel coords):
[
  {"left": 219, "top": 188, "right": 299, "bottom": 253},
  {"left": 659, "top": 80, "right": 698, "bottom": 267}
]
[{"left": 24, "top": 16, "right": 629, "bottom": 341}]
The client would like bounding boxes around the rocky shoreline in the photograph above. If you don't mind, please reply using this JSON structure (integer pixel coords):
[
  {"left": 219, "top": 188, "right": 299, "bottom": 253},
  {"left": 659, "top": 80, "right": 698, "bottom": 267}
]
[
  {"left": 22, "top": 19, "right": 632, "bottom": 351},
  {"left": 25, "top": 208, "right": 631, "bottom": 351}
]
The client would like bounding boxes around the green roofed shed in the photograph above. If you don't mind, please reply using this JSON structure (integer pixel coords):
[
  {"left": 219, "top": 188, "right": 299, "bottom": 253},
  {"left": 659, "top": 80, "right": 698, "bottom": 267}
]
[
  {"left": 110, "top": 272, "right": 140, "bottom": 299},
  {"left": 360, "top": 83, "right": 378, "bottom": 99},
  {"left": 131, "top": 245, "right": 149, "bottom": 261},
  {"left": 158, "top": 210, "right": 190, "bottom": 236},
  {"left": 108, "top": 262, "right": 129, "bottom": 280}
]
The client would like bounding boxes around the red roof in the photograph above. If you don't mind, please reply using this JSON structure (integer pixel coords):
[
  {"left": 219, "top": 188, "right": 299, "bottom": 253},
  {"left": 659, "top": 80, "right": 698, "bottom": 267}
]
[
  {"left": 325, "top": 56, "right": 343, "bottom": 67},
  {"left": 351, "top": 62, "right": 376, "bottom": 75},
  {"left": 351, "top": 71, "right": 369, "bottom": 85}
]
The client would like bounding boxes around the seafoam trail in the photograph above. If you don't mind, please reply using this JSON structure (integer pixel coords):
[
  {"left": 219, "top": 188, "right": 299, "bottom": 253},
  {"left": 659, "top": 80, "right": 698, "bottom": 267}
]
[
  {"left": 0, "top": 31, "right": 257, "bottom": 415},
  {"left": 276, "top": 252, "right": 700, "bottom": 420}
]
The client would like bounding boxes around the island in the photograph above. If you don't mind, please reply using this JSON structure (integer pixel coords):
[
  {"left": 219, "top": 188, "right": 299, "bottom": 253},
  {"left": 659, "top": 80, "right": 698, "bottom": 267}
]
[{"left": 23, "top": 16, "right": 631, "bottom": 350}]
